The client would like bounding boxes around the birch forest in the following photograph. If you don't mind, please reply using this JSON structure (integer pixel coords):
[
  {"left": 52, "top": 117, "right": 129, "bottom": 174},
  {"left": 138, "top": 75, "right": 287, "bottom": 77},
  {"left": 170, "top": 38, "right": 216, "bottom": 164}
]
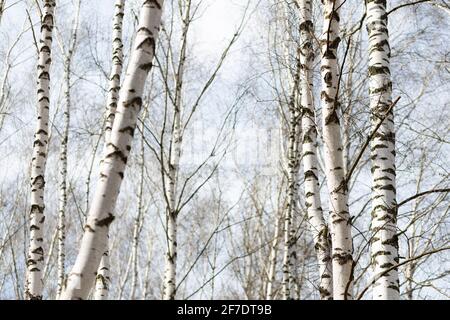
[{"left": 0, "top": 0, "right": 449, "bottom": 300}]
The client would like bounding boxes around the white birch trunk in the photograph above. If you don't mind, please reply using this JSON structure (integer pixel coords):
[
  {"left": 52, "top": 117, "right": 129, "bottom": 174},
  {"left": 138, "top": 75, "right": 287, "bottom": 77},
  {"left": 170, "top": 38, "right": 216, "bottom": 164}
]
[
  {"left": 320, "top": 0, "right": 353, "bottom": 300},
  {"left": 297, "top": 0, "right": 333, "bottom": 300},
  {"left": 56, "top": 1, "right": 80, "bottom": 299},
  {"left": 367, "top": 0, "right": 399, "bottom": 300},
  {"left": 104, "top": 0, "right": 125, "bottom": 149},
  {"left": 281, "top": 54, "right": 301, "bottom": 300},
  {"left": 94, "top": 0, "right": 126, "bottom": 300},
  {"left": 162, "top": 0, "right": 191, "bottom": 300},
  {"left": 281, "top": 107, "right": 301, "bottom": 300},
  {"left": 56, "top": 59, "right": 70, "bottom": 299},
  {"left": 61, "top": 0, "right": 164, "bottom": 299},
  {"left": 25, "top": 0, "right": 56, "bottom": 300},
  {"left": 279, "top": 3, "right": 302, "bottom": 298},
  {"left": 265, "top": 209, "right": 281, "bottom": 300},
  {"left": 130, "top": 117, "right": 146, "bottom": 300}
]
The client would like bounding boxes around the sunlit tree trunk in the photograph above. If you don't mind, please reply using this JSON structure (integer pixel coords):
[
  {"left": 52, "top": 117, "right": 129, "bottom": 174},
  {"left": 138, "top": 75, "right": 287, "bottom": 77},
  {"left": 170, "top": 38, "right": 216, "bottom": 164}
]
[
  {"left": 297, "top": 0, "right": 333, "bottom": 300},
  {"left": 367, "top": 0, "right": 399, "bottom": 300},
  {"left": 25, "top": 0, "right": 56, "bottom": 300},
  {"left": 320, "top": 0, "right": 353, "bottom": 300},
  {"left": 61, "top": 0, "right": 165, "bottom": 299}
]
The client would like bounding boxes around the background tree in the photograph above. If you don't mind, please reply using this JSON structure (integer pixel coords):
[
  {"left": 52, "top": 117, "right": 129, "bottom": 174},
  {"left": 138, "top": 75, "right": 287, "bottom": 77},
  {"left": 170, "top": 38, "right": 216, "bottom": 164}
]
[{"left": 25, "top": 0, "right": 56, "bottom": 300}]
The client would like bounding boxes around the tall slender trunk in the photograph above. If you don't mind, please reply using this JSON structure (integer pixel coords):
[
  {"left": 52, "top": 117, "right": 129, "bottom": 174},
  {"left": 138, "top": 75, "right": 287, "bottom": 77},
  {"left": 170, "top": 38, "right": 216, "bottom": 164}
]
[
  {"left": 278, "top": 2, "right": 303, "bottom": 300},
  {"left": 25, "top": 0, "right": 56, "bottom": 300},
  {"left": 367, "top": 0, "right": 399, "bottom": 300},
  {"left": 265, "top": 209, "right": 282, "bottom": 299},
  {"left": 405, "top": 154, "right": 424, "bottom": 299},
  {"left": 162, "top": 0, "right": 191, "bottom": 300},
  {"left": 297, "top": 0, "right": 333, "bottom": 300},
  {"left": 281, "top": 50, "right": 301, "bottom": 300},
  {"left": 56, "top": 59, "right": 70, "bottom": 299},
  {"left": 130, "top": 113, "right": 147, "bottom": 300},
  {"left": 162, "top": 109, "right": 181, "bottom": 300},
  {"left": 104, "top": 0, "right": 125, "bottom": 149},
  {"left": 61, "top": 0, "right": 165, "bottom": 300},
  {"left": 142, "top": 235, "right": 154, "bottom": 299},
  {"left": 93, "top": 0, "right": 126, "bottom": 300},
  {"left": 56, "top": 1, "right": 80, "bottom": 298},
  {"left": 320, "top": 0, "right": 353, "bottom": 300}
]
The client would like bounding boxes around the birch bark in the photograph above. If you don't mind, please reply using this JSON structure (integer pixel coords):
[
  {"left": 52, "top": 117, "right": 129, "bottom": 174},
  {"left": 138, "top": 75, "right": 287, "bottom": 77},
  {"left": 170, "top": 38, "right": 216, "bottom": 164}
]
[
  {"left": 93, "top": 249, "right": 110, "bottom": 299},
  {"left": 279, "top": 2, "right": 302, "bottom": 299},
  {"left": 56, "top": 1, "right": 80, "bottom": 298},
  {"left": 130, "top": 111, "right": 147, "bottom": 300},
  {"left": 265, "top": 209, "right": 282, "bottom": 299},
  {"left": 162, "top": 0, "right": 191, "bottom": 300},
  {"left": 297, "top": 0, "right": 333, "bottom": 300},
  {"left": 61, "top": 0, "right": 164, "bottom": 299},
  {"left": 25, "top": 0, "right": 56, "bottom": 300},
  {"left": 93, "top": 0, "right": 125, "bottom": 300},
  {"left": 281, "top": 67, "right": 301, "bottom": 300},
  {"left": 56, "top": 56, "right": 70, "bottom": 300},
  {"left": 104, "top": 0, "right": 125, "bottom": 149},
  {"left": 367, "top": 0, "right": 399, "bottom": 299},
  {"left": 320, "top": 0, "right": 353, "bottom": 300}
]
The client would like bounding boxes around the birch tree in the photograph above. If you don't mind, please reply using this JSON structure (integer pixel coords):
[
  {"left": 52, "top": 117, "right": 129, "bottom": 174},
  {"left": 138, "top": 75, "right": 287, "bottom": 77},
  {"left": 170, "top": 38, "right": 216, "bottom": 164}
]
[
  {"left": 265, "top": 208, "right": 282, "bottom": 299},
  {"left": 297, "top": 0, "right": 333, "bottom": 300},
  {"left": 61, "top": 0, "right": 165, "bottom": 300},
  {"left": 160, "top": 1, "right": 192, "bottom": 299},
  {"left": 366, "top": 0, "right": 399, "bottom": 300},
  {"left": 268, "top": 0, "right": 302, "bottom": 300},
  {"left": 25, "top": 0, "right": 56, "bottom": 300},
  {"left": 93, "top": 0, "right": 126, "bottom": 300},
  {"left": 103, "top": 0, "right": 126, "bottom": 151},
  {"left": 281, "top": 50, "right": 301, "bottom": 300},
  {"left": 130, "top": 109, "right": 148, "bottom": 300},
  {"left": 54, "top": 0, "right": 81, "bottom": 298},
  {"left": 148, "top": 0, "right": 245, "bottom": 299},
  {"left": 320, "top": 0, "right": 354, "bottom": 300}
]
